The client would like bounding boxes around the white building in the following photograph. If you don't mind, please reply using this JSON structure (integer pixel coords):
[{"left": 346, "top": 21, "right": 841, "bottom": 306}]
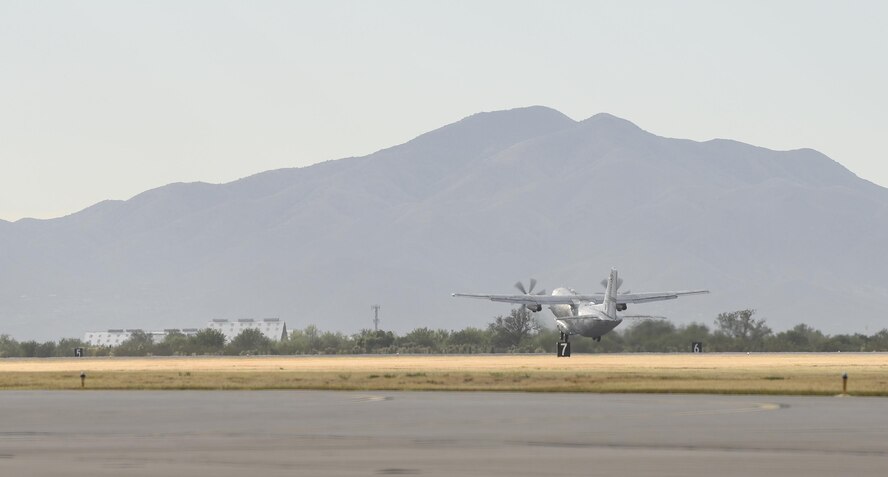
[
  {"left": 83, "top": 329, "right": 132, "bottom": 347},
  {"left": 207, "top": 318, "right": 288, "bottom": 342},
  {"left": 82, "top": 328, "right": 200, "bottom": 347}
]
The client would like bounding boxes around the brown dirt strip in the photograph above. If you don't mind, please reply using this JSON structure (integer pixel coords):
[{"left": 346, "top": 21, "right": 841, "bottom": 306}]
[{"left": 2, "top": 353, "right": 886, "bottom": 395}]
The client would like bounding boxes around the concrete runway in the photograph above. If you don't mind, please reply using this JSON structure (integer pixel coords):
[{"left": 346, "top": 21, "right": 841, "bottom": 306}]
[{"left": 1, "top": 391, "right": 886, "bottom": 476}]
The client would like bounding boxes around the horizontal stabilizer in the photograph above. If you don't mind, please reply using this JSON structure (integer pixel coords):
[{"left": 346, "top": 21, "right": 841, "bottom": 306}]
[
  {"left": 556, "top": 314, "right": 609, "bottom": 321},
  {"left": 620, "top": 315, "right": 667, "bottom": 320}
]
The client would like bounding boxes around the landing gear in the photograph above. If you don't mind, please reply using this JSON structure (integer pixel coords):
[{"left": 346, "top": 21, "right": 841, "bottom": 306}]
[
  {"left": 557, "top": 331, "right": 571, "bottom": 357},
  {"left": 594, "top": 336, "right": 601, "bottom": 342}
]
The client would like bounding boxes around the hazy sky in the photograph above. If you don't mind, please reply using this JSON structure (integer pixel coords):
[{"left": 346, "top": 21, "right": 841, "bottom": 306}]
[{"left": 2, "top": 1, "right": 886, "bottom": 221}]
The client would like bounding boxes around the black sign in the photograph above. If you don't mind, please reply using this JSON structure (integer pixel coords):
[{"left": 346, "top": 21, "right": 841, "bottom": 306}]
[
  {"left": 74, "top": 347, "right": 84, "bottom": 357},
  {"left": 557, "top": 341, "right": 571, "bottom": 357},
  {"left": 691, "top": 342, "right": 703, "bottom": 353}
]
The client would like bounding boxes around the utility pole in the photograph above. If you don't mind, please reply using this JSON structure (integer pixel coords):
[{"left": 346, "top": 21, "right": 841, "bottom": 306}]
[{"left": 371, "top": 305, "right": 381, "bottom": 331}]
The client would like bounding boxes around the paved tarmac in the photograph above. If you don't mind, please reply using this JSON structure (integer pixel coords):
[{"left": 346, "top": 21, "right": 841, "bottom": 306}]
[{"left": 0, "top": 391, "right": 886, "bottom": 476}]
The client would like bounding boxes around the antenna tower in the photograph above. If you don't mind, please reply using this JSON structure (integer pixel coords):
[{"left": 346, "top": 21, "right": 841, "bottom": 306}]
[{"left": 371, "top": 305, "right": 381, "bottom": 331}]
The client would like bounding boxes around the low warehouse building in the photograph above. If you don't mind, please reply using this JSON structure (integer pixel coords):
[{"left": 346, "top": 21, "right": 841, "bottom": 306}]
[
  {"left": 83, "top": 328, "right": 199, "bottom": 347},
  {"left": 207, "top": 318, "right": 288, "bottom": 342}
]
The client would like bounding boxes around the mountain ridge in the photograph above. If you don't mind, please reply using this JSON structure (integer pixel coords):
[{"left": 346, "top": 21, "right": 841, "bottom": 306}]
[{"left": 2, "top": 106, "right": 886, "bottom": 340}]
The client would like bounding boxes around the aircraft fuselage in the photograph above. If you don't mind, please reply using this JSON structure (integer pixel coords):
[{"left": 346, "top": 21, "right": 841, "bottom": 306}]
[
  {"left": 549, "top": 287, "right": 622, "bottom": 339},
  {"left": 554, "top": 314, "right": 623, "bottom": 339}
]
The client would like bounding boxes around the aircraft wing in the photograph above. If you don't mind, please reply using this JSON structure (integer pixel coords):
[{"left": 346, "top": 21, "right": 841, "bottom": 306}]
[
  {"left": 452, "top": 290, "right": 708, "bottom": 306},
  {"left": 451, "top": 293, "right": 582, "bottom": 306},
  {"left": 582, "top": 290, "right": 710, "bottom": 304}
]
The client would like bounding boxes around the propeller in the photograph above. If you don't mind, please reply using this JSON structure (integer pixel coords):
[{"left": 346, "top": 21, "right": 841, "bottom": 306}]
[
  {"left": 515, "top": 278, "right": 545, "bottom": 296},
  {"left": 514, "top": 278, "right": 546, "bottom": 312},
  {"left": 600, "top": 277, "right": 630, "bottom": 295}
]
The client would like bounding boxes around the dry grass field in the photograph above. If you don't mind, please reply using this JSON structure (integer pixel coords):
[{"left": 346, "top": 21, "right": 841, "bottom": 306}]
[{"left": 2, "top": 353, "right": 887, "bottom": 395}]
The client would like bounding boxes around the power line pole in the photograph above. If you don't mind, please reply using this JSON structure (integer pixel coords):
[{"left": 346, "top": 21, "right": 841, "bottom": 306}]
[{"left": 371, "top": 305, "right": 381, "bottom": 331}]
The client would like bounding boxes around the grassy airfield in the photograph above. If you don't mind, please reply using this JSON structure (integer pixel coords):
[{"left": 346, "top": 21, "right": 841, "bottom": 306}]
[{"left": 1, "top": 353, "right": 887, "bottom": 395}]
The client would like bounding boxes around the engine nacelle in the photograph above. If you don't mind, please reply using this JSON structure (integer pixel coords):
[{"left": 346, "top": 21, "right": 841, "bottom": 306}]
[
  {"left": 616, "top": 303, "right": 627, "bottom": 311},
  {"left": 527, "top": 304, "right": 542, "bottom": 312}
]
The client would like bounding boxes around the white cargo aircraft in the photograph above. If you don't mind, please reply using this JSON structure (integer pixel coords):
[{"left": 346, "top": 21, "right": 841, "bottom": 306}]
[{"left": 453, "top": 268, "right": 708, "bottom": 356}]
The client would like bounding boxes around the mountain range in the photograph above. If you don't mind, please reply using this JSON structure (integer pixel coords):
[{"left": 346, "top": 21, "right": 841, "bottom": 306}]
[{"left": 2, "top": 106, "right": 887, "bottom": 340}]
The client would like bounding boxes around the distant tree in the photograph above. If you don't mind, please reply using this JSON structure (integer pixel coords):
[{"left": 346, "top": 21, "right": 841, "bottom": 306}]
[
  {"left": 115, "top": 331, "right": 154, "bottom": 356},
  {"left": 304, "top": 325, "right": 320, "bottom": 351},
  {"left": 767, "top": 324, "right": 825, "bottom": 351},
  {"left": 354, "top": 329, "right": 396, "bottom": 353},
  {"left": 152, "top": 331, "right": 190, "bottom": 356},
  {"left": 36, "top": 341, "right": 57, "bottom": 357},
  {"left": 287, "top": 329, "right": 310, "bottom": 353},
  {"left": 400, "top": 327, "right": 448, "bottom": 352},
  {"left": 869, "top": 329, "right": 888, "bottom": 351},
  {"left": 678, "top": 323, "right": 710, "bottom": 342},
  {"left": 56, "top": 338, "right": 87, "bottom": 357},
  {"left": 448, "top": 327, "right": 490, "bottom": 351},
  {"left": 713, "top": 309, "right": 771, "bottom": 351},
  {"left": 317, "top": 330, "right": 349, "bottom": 354},
  {"left": 819, "top": 333, "right": 866, "bottom": 352},
  {"left": 191, "top": 328, "right": 226, "bottom": 354},
  {"left": 0, "top": 334, "right": 21, "bottom": 357},
  {"left": 666, "top": 322, "right": 711, "bottom": 353},
  {"left": 19, "top": 340, "right": 39, "bottom": 357},
  {"left": 488, "top": 308, "right": 540, "bottom": 351},
  {"left": 10, "top": 318, "right": 888, "bottom": 358},
  {"left": 593, "top": 328, "right": 627, "bottom": 353},
  {"left": 526, "top": 328, "right": 560, "bottom": 354},
  {"left": 226, "top": 328, "right": 272, "bottom": 355},
  {"left": 285, "top": 325, "right": 343, "bottom": 354},
  {"left": 622, "top": 320, "right": 679, "bottom": 352}
]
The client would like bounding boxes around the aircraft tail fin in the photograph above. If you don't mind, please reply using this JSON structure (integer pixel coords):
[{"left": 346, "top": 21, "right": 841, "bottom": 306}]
[{"left": 603, "top": 268, "right": 618, "bottom": 317}]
